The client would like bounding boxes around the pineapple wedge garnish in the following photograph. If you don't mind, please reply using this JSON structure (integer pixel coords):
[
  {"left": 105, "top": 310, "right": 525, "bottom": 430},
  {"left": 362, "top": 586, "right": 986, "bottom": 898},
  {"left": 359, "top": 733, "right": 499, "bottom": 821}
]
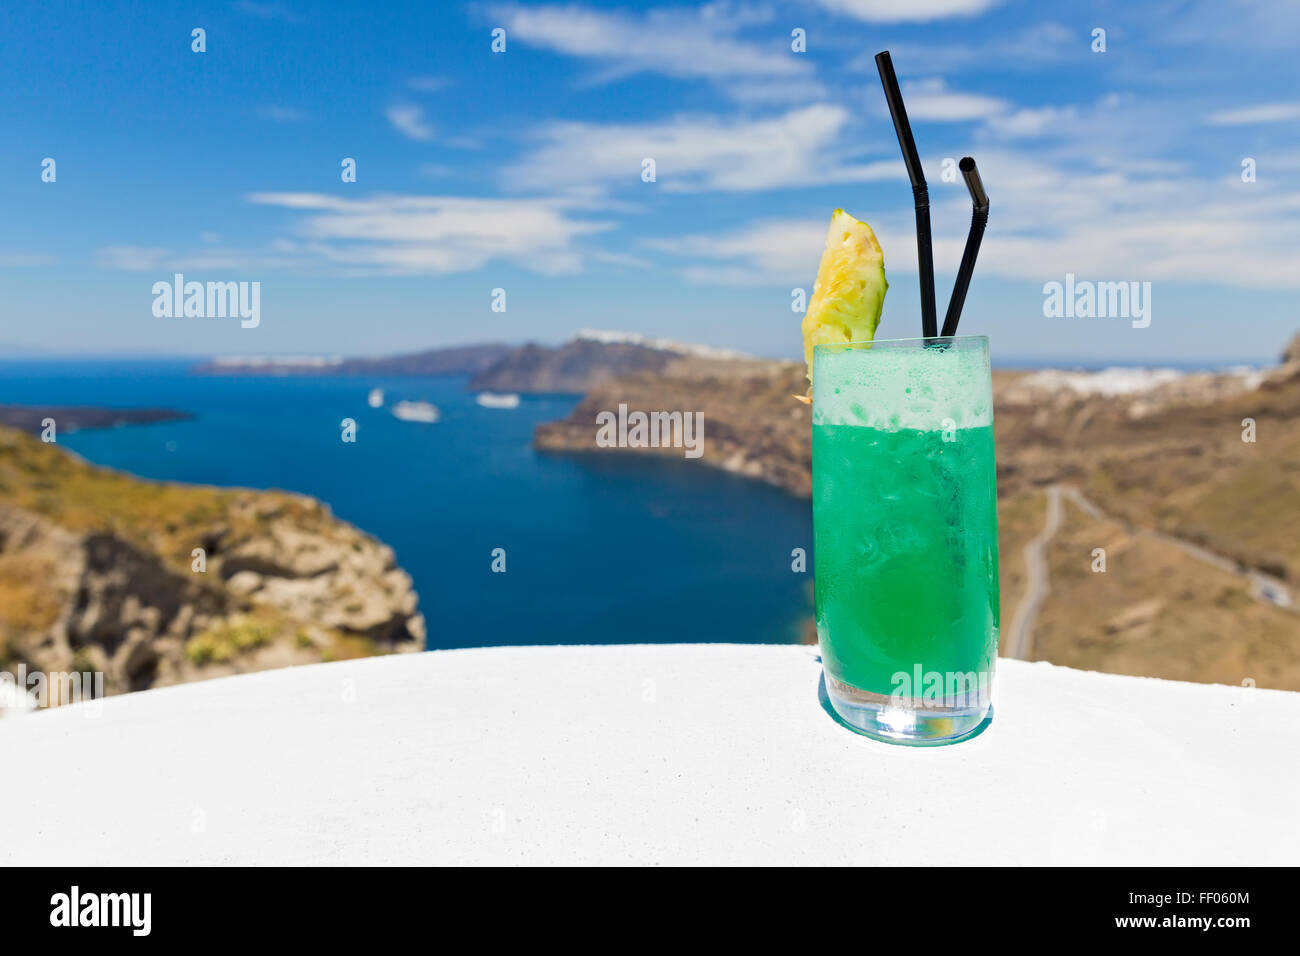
[{"left": 799, "top": 209, "right": 888, "bottom": 391}]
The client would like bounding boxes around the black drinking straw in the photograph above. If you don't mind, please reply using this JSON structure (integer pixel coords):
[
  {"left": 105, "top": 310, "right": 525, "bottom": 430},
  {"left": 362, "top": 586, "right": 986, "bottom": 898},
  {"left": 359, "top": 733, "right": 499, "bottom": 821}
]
[
  {"left": 875, "top": 50, "right": 937, "bottom": 339},
  {"left": 940, "top": 157, "right": 989, "bottom": 338}
]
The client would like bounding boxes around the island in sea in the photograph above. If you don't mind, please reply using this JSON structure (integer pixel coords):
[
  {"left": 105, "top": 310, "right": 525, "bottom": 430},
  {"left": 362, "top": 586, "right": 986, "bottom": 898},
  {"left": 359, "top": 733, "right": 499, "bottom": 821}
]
[{"left": 0, "top": 405, "right": 192, "bottom": 434}]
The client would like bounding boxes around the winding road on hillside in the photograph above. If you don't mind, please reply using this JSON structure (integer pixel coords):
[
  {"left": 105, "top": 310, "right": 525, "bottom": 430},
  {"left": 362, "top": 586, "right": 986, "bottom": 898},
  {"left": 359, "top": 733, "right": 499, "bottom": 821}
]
[
  {"left": 1005, "top": 484, "right": 1295, "bottom": 661},
  {"left": 1006, "top": 486, "right": 1063, "bottom": 660}
]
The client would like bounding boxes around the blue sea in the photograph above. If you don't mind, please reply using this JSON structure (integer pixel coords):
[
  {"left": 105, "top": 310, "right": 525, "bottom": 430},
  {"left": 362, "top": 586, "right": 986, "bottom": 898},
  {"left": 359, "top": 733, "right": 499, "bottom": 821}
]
[{"left": 0, "top": 360, "right": 813, "bottom": 648}]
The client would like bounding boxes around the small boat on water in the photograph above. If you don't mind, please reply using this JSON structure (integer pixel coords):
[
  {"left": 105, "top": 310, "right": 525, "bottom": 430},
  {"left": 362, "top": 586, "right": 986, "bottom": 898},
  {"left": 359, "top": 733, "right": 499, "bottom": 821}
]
[
  {"left": 367, "top": 387, "right": 385, "bottom": 408},
  {"left": 391, "top": 400, "right": 440, "bottom": 423},
  {"left": 475, "top": 391, "right": 520, "bottom": 409}
]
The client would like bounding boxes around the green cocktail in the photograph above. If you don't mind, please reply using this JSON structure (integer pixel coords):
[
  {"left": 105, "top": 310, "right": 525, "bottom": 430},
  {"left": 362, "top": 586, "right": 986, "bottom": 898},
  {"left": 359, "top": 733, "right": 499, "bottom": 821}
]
[{"left": 812, "top": 336, "right": 999, "bottom": 744}]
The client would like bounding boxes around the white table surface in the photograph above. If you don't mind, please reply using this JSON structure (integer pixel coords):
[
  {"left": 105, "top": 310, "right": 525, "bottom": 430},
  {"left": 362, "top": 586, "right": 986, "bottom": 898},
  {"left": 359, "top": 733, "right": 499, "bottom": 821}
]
[{"left": 2, "top": 644, "right": 1296, "bottom": 865}]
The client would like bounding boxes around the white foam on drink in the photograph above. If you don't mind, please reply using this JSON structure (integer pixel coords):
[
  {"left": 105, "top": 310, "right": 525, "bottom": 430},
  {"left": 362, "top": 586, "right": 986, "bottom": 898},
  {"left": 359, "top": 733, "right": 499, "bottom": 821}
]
[{"left": 812, "top": 341, "right": 993, "bottom": 430}]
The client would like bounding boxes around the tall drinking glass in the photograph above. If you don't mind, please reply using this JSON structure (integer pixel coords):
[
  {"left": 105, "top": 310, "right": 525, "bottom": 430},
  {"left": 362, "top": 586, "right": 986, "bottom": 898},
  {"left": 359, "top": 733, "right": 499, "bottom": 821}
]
[{"left": 812, "top": 336, "right": 999, "bottom": 745}]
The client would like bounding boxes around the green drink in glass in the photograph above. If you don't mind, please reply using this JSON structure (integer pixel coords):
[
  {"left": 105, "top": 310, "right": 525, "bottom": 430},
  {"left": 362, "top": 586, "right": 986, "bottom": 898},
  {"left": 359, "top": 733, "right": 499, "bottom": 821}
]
[{"left": 812, "top": 336, "right": 999, "bottom": 744}]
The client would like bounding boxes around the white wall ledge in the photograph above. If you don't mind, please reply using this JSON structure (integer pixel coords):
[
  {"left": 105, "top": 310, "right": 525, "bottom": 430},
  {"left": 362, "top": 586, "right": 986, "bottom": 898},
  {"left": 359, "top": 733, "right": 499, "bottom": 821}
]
[{"left": 2, "top": 644, "right": 1296, "bottom": 865}]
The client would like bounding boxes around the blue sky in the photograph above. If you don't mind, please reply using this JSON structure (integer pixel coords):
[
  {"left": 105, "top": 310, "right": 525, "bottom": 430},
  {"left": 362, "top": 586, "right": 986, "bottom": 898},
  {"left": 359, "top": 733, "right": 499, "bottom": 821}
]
[{"left": 2, "top": 0, "right": 1299, "bottom": 364}]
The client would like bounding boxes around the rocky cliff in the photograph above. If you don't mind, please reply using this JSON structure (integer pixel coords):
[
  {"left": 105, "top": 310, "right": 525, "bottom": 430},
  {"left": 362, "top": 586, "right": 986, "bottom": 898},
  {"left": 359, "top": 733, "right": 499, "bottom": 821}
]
[
  {"left": 469, "top": 339, "right": 680, "bottom": 394},
  {"left": 534, "top": 354, "right": 813, "bottom": 493},
  {"left": 0, "top": 427, "right": 424, "bottom": 701}
]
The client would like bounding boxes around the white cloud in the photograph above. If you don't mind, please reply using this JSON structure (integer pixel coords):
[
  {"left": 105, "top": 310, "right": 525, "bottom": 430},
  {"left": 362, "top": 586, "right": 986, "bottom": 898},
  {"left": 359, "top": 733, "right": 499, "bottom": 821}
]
[
  {"left": 1207, "top": 101, "right": 1300, "bottom": 125},
  {"left": 649, "top": 152, "right": 1300, "bottom": 290},
  {"left": 900, "top": 78, "right": 1008, "bottom": 121},
  {"left": 986, "top": 105, "right": 1079, "bottom": 137},
  {"left": 855, "top": 23, "right": 1075, "bottom": 75},
  {"left": 1156, "top": 0, "right": 1300, "bottom": 52},
  {"left": 245, "top": 193, "right": 614, "bottom": 275},
  {"left": 1247, "top": 149, "right": 1300, "bottom": 172},
  {"left": 487, "top": 3, "right": 808, "bottom": 84},
  {"left": 505, "top": 104, "right": 904, "bottom": 194},
  {"left": 816, "top": 0, "right": 1003, "bottom": 23},
  {"left": 866, "top": 77, "right": 1061, "bottom": 130},
  {"left": 647, "top": 218, "right": 830, "bottom": 284},
  {"left": 385, "top": 105, "right": 434, "bottom": 141}
]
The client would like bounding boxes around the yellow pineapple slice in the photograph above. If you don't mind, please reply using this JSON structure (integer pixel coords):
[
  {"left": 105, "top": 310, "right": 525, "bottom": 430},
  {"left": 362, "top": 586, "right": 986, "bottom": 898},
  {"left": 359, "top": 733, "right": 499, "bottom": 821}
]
[{"left": 800, "top": 209, "right": 888, "bottom": 387}]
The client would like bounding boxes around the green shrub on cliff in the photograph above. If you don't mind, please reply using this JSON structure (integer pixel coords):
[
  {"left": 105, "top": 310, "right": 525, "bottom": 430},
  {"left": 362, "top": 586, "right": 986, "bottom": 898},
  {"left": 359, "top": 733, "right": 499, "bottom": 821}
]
[{"left": 185, "top": 616, "right": 277, "bottom": 666}]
